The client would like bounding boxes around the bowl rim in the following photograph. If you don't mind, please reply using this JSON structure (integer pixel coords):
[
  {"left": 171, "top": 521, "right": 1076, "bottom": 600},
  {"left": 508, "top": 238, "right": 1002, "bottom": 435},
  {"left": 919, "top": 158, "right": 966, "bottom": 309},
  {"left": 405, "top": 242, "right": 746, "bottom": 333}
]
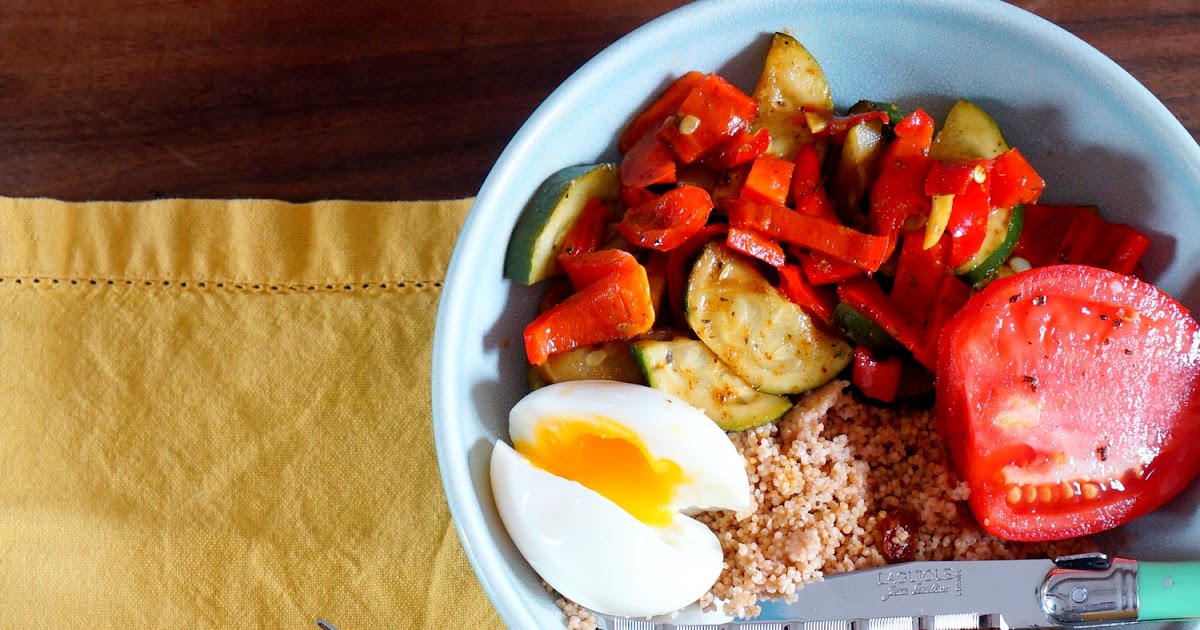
[{"left": 432, "top": 0, "right": 1200, "bottom": 626}]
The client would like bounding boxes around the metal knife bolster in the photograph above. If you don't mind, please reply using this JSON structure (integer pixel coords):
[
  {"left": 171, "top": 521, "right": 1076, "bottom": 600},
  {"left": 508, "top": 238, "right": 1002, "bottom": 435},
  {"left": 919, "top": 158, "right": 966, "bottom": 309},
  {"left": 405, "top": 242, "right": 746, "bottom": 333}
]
[{"left": 1039, "top": 553, "right": 1139, "bottom": 625}]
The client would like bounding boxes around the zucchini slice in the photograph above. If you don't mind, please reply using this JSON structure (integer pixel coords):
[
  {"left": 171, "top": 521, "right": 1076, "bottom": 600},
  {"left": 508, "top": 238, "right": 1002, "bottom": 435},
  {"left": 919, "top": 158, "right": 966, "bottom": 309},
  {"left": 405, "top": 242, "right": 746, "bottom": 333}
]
[
  {"left": 503, "top": 163, "right": 619, "bottom": 285},
  {"left": 534, "top": 340, "right": 647, "bottom": 386},
  {"left": 833, "top": 302, "right": 903, "bottom": 351},
  {"left": 751, "top": 32, "right": 834, "bottom": 160},
  {"left": 631, "top": 338, "right": 792, "bottom": 431},
  {"left": 929, "top": 99, "right": 1009, "bottom": 161},
  {"left": 832, "top": 116, "right": 887, "bottom": 218},
  {"left": 956, "top": 204, "right": 1026, "bottom": 285},
  {"left": 685, "top": 242, "right": 852, "bottom": 395}
]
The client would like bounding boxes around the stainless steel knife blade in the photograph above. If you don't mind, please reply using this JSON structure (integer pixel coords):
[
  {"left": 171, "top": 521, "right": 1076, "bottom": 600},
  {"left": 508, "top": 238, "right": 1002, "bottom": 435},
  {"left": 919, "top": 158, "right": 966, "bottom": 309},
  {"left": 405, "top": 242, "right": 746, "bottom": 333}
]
[{"left": 589, "top": 557, "right": 1057, "bottom": 630}]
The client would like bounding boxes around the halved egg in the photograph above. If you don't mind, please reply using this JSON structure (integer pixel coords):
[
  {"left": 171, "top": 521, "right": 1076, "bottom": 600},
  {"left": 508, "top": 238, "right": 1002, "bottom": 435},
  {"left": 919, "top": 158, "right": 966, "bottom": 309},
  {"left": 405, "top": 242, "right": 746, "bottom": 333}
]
[{"left": 490, "top": 380, "right": 751, "bottom": 618}]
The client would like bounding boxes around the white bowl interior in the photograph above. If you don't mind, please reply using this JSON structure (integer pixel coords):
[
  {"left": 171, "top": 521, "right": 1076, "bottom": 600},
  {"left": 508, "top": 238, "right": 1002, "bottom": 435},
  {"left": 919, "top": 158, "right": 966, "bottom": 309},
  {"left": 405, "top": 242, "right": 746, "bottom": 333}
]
[{"left": 433, "top": 0, "right": 1200, "bottom": 627}]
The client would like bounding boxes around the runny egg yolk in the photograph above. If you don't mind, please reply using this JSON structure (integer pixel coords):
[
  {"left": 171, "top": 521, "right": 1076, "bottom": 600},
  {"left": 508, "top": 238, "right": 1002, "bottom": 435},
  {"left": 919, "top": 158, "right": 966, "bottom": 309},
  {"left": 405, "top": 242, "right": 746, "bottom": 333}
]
[{"left": 514, "top": 416, "right": 686, "bottom": 527}]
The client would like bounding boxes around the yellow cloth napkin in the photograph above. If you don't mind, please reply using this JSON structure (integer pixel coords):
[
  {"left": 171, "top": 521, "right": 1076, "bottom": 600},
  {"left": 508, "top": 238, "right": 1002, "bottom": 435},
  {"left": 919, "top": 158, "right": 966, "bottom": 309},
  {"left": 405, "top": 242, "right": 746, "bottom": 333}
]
[{"left": 0, "top": 197, "right": 502, "bottom": 629}]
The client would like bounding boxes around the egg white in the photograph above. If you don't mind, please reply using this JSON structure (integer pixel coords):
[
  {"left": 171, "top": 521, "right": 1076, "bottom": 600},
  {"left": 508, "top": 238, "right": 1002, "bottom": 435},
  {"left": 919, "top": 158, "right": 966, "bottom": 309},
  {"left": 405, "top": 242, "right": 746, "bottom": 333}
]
[
  {"left": 491, "top": 441, "right": 727, "bottom": 618},
  {"left": 491, "top": 381, "right": 752, "bottom": 618}
]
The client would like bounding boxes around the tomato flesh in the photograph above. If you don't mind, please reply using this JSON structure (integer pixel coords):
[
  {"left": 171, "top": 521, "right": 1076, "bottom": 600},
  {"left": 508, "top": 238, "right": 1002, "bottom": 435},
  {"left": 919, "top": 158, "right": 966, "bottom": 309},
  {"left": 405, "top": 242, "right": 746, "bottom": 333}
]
[{"left": 937, "top": 265, "right": 1200, "bottom": 541}]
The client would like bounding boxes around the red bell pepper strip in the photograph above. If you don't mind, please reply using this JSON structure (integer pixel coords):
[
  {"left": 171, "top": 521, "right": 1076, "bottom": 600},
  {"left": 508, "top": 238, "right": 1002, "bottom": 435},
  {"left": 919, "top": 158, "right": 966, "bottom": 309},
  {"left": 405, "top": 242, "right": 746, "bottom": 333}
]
[
  {"left": 925, "top": 160, "right": 985, "bottom": 197},
  {"left": 890, "top": 231, "right": 950, "bottom": 317},
  {"left": 1059, "top": 209, "right": 1151, "bottom": 276},
  {"left": 794, "top": 187, "right": 840, "bottom": 222},
  {"left": 741, "top": 154, "right": 795, "bottom": 206},
  {"left": 777, "top": 263, "right": 836, "bottom": 327},
  {"left": 868, "top": 110, "right": 936, "bottom": 247},
  {"left": 524, "top": 250, "right": 655, "bottom": 366},
  {"left": 890, "top": 109, "right": 935, "bottom": 158},
  {"left": 657, "top": 74, "right": 758, "bottom": 164},
  {"left": 945, "top": 177, "right": 992, "bottom": 267},
  {"left": 851, "top": 344, "right": 903, "bottom": 403},
  {"left": 618, "top": 185, "right": 714, "bottom": 251},
  {"left": 989, "top": 147, "right": 1045, "bottom": 209},
  {"left": 726, "top": 199, "right": 891, "bottom": 272},
  {"left": 560, "top": 248, "right": 634, "bottom": 291},
  {"left": 558, "top": 198, "right": 612, "bottom": 260},
  {"left": 1013, "top": 204, "right": 1151, "bottom": 275},
  {"left": 620, "top": 125, "right": 677, "bottom": 189},
  {"left": 666, "top": 224, "right": 728, "bottom": 327},
  {"left": 1012, "top": 203, "right": 1086, "bottom": 267},
  {"left": 837, "top": 277, "right": 932, "bottom": 368},
  {"left": 618, "top": 70, "right": 706, "bottom": 154},
  {"left": 620, "top": 185, "right": 658, "bottom": 209},
  {"left": 702, "top": 126, "right": 770, "bottom": 170},
  {"left": 726, "top": 227, "right": 786, "bottom": 267},
  {"left": 790, "top": 142, "right": 824, "bottom": 201},
  {"left": 796, "top": 248, "right": 862, "bottom": 285},
  {"left": 920, "top": 272, "right": 970, "bottom": 361}
]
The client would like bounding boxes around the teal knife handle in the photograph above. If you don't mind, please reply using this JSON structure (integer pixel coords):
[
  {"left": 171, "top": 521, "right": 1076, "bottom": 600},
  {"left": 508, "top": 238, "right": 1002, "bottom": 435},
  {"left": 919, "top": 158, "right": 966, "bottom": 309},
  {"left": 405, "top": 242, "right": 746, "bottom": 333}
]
[{"left": 1139, "top": 561, "right": 1200, "bottom": 621}]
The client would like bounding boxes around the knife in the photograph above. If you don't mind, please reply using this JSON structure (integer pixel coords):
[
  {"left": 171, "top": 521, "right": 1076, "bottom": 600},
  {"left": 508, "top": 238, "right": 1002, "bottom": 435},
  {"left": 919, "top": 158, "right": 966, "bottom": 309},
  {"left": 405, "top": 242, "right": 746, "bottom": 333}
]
[{"left": 586, "top": 552, "right": 1200, "bottom": 629}]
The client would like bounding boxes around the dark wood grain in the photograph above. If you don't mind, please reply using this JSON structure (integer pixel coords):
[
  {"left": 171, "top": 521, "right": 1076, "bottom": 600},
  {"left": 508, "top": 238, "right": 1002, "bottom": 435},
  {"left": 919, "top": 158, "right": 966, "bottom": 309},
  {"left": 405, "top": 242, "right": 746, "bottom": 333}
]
[{"left": 0, "top": 0, "right": 1195, "bottom": 202}]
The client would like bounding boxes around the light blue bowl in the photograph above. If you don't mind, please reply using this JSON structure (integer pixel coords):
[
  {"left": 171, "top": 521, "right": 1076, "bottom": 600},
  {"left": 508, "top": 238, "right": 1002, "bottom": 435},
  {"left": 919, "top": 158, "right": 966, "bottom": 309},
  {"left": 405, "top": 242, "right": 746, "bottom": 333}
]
[{"left": 433, "top": 0, "right": 1200, "bottom": 627}]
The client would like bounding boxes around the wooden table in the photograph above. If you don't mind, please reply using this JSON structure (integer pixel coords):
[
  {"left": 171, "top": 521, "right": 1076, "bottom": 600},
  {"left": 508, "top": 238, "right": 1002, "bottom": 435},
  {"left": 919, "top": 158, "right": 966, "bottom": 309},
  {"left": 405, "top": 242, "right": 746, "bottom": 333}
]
[{"left": 0, "top": 0, "right": 1195, "bottom": 202}]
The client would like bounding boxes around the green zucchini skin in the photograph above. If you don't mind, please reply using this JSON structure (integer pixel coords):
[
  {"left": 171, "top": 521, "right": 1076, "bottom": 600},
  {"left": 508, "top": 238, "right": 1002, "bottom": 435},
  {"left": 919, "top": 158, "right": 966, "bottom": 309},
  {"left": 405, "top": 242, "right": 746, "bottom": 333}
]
[
  {"left": 832, "top": 302, "right": 903, "bottom": 351},
  {"left": 503, "top": 163, "right": 619, "bottom": 285},
  {"left": 685, "top": 242, "right": 852, "bottom": 395},
  {"left": 957, "top": 204, "right": 1026, "bottom": 285}
]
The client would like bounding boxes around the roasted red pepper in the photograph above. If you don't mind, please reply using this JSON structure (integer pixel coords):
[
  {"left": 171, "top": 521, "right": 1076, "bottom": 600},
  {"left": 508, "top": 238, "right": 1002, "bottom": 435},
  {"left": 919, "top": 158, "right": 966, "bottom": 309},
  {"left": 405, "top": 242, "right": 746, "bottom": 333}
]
[
  {"left": 925, "top": 160, "right": 985, "bottom": 197},
  {"left": 657, "top": 74, "right": 758, "bottom": 164},
  {"left": 837, "top": 277, "right": 931, "bottom": 368},
  {"left": 890, "top": 232, "right": 950, "bottom": 316},
  {"left": 794, "top": 187, "right": 840, "bottom": 222},
  {"left": 741, "top": 154, "right": 794, "bottom": 206},
  {"left": 945, "top": 176, "right": 992, "bottom": 267},
  {"left": 620, "top": 125, "right": 677, "bottom": 189},
  {"left": 703, "top": 126, "right": 770, "bottom": 170},
  {"left": 558, "top": 198, "right": 611, "bottom": 261},
  {"left": 868, "top": 109, "right": 936, "bottom": 244},
  {"left": 617, "top": 185, "right": 714, "bottom": 251},
  {"left": 989, "top": 147, "right": 1045, "bottom": 209},
  {"left": 727, "top": 227, "right": 786, "bottom": 267},
  {"left": 618, "top": 70, "right": 706, "bottom": 154},
  {"left": 790, "top": 142, "right": 824, "bottom": 201},
  {"left": 620, "top": 186, "right": 658, "bottom": 209},
  {"left": 524, "top": 250, "right": 654, "bottom": 366},
  {"left": 1012, "top": 203, "right": 1086, "bottom": 267},
  {"left": 797, "top": 251, "right": 862, "bottom": 285},
  {"left": 851, "top": 344, "right": 903, "bottom": 403},
  {"left": 726, "top": 199, "right": 891, "bottom": 272},
  {"left": 1059, "top": 209, "right": 1151, "bottom": 275},
  {"left": 1014, "top": 204, "right": 1151, "bottom": 275},
  {"left": 560, "top": 248, "right": 634, "bottom": 291},
  {"left": 777, "top": 263, "right": 836, "bottom": 326},
  {"left": 921, "top": 272, "right": 970, "bottom": 361}
]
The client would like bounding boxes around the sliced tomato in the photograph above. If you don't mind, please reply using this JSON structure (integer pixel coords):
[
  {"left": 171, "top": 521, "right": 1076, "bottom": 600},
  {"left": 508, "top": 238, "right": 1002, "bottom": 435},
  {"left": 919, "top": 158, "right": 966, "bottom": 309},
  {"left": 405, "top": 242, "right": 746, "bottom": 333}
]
[{"left": 937, "top": 265, "right": 1200, "bottom": 541}]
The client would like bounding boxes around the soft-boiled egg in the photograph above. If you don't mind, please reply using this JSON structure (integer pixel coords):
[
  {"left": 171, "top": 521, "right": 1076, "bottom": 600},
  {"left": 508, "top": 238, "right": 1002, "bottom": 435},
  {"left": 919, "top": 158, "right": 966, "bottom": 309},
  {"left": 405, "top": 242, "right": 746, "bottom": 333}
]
[{"left": 489, "top": 380, "right": 751, "bottom": 618}]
